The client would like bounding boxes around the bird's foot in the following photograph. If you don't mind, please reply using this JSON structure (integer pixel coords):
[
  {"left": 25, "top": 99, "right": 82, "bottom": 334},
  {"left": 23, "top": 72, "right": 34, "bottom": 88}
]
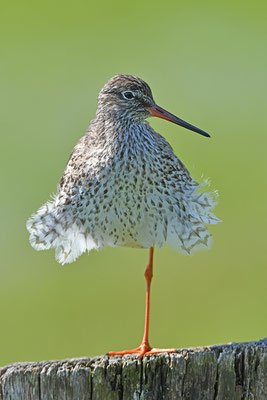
[{"left": 107, "top": 343, "right": 177, "bottom": 359}]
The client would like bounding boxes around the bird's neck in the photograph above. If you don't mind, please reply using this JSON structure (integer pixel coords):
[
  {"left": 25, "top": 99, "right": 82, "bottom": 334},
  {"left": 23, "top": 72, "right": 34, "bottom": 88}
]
[{"left": 92, "top": 112, "right": 153, "bottom": 150}]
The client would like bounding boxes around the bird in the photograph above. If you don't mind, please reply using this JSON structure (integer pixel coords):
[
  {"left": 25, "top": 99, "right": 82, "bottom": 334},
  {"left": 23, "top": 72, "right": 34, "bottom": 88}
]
[{"left": 27, "top": 74, "right": 220, "bottom": 358}]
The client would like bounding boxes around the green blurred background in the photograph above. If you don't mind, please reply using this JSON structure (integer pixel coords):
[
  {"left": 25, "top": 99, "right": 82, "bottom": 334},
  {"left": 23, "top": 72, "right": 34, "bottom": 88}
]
[{"left": 1, "top": 0, "right": 266, "bottom": 367}]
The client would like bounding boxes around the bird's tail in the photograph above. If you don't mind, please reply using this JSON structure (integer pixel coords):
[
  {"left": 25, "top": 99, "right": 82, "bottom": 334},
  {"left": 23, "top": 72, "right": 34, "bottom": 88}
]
[
  {"left": 27, "top": 200, "right": 98, "bottom": 265},
  {"left": 27, "top": 200, "right": 62, "bottom": 252}
]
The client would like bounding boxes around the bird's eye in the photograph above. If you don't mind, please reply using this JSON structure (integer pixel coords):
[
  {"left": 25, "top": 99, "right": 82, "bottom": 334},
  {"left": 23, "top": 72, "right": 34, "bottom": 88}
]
[{"left": 122, "top": 90, "right": 135, "bottom": 100}]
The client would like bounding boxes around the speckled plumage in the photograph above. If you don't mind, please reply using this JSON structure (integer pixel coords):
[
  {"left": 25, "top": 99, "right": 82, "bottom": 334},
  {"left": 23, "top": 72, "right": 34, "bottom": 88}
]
[{"left": 27, "top": 74, "right": 220, "bottom": 264}]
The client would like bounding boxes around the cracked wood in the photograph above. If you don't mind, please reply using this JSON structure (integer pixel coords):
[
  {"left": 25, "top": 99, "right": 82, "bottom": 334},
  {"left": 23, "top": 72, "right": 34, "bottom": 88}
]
[{"left": 0, "top": 339, "right": 267, "bottom": 399}]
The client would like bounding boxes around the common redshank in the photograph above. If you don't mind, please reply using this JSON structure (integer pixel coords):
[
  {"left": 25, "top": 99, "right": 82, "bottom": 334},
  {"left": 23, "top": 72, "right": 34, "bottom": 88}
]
[{"left": 27, "top": 74, "right": 220, "bottom": 358}]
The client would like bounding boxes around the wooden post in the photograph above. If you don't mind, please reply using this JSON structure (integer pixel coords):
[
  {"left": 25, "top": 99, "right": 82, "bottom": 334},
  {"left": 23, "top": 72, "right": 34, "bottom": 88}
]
[{"left": 0, "top": 339, "right": 266, "bottom": 399}]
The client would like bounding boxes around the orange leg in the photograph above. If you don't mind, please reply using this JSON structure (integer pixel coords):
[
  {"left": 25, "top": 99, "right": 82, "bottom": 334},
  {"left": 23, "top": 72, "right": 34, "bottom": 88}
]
[{"left": 107, "top": 247, "right": 177, "bottom": 358}]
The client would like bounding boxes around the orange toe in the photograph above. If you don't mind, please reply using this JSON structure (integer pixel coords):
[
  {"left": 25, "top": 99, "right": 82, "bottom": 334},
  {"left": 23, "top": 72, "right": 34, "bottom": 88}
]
[
  {"left": 107, "top": 347, "right": 142, "bottom": 356},
  {"left": 144, "top": 347, "right": 177, "bottom": 355}
]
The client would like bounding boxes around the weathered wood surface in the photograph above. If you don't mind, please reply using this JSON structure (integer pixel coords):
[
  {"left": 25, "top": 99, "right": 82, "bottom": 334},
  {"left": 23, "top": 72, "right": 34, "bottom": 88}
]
[{"left": 0, "top": 339, "right": 266, "bottom": 400}]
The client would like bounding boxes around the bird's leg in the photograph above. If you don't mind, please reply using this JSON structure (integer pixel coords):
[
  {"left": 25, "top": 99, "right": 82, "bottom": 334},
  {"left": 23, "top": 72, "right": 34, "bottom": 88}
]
[
  {"left": 137, "top": 246, "right": 154, "bottom": 356},
  {"left": 107, "top": 247, "right": 177, "bottom": 358}
]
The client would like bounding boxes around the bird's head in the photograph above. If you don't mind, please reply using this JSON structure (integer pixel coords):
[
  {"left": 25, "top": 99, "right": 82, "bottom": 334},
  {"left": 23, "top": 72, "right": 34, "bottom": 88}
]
[
  {"left": 97, "top": 74, "right": 155, "bottom": 121},
  {"left": 97, "top": 74, "right": 210, "bottom": 137}
]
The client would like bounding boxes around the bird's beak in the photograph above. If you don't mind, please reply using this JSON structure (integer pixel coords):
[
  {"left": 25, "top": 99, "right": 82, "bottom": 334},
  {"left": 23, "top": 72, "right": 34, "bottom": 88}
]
[{"left": 147, "top": 104, "right": 210, "bottom": 138}]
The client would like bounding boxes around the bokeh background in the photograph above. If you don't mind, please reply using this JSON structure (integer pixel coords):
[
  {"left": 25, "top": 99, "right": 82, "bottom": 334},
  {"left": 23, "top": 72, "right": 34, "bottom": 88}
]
[{"left": 1, "top": 0, "right": 266, "bottom": 367}]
